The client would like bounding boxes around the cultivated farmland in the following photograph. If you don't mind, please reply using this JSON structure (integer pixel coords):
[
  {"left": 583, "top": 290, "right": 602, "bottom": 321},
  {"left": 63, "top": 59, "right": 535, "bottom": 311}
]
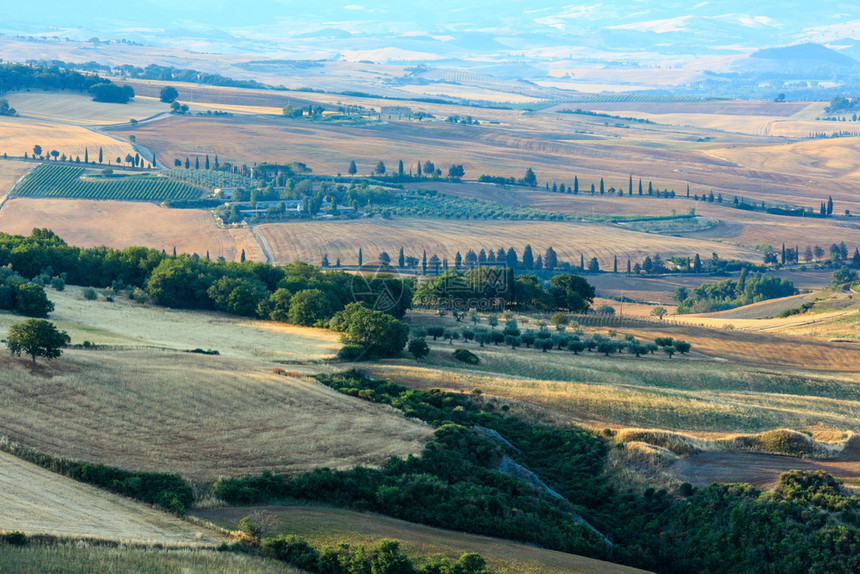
[
  {"left": 0, "top": 348, "right": 430, "bottom": 481},
  {"left": 0, "top": 451, "right": 225, "bottom": 544},
  {"left": 257, "top": 218, "right": 760, "bottom": 267},
  {"left": 11, "top": 164, "right": 203, "bottom": 202},
  {"left": 0, "top": 198, "right": 263, "bottom": 263},
  {"left": 0, "top": 116, "right": 135, "bottom": 161}
]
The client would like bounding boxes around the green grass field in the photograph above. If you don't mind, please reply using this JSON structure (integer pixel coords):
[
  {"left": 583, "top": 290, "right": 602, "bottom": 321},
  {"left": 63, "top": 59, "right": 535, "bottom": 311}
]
[{"left": 11, "top": 164, "right": 203, "bottom": 202}]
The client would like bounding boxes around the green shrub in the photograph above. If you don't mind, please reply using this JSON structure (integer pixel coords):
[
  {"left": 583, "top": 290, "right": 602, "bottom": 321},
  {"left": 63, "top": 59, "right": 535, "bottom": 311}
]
[
  {"left": 337, "top": 344, "right": 366, "bottom": 361},
  {"left": 3, "top": 532, "right": 27, "bottom": 546},
  {"left": 453, "top": 348, "right": 479, "bottom": 364},
  {"left": 82, "top": 287, "right": 97, "bottom": 300}
]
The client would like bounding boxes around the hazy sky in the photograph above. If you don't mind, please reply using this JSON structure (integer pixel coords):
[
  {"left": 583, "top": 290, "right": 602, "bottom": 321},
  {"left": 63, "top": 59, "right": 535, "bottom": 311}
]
[{"left": 3, "top": 1, "right": 859, "bottom": 58}]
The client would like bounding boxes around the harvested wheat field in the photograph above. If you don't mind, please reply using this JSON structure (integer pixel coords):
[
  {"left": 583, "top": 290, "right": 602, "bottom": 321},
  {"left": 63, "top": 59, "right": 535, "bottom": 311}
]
[
  {"left": 197, "top": 505, "right": 650, "bottom": 574},
  {"left": 3, "top": 91, "right": 167, "bottom": 125},
  {"left": 0, "top": 349, "right": 430, "bottom": 481},
  {"left": 0, "top": 116, "right": 135, "bottom": 160},
  {"left": 257, "top": 218, "right": 759, "bottom": 268},
  {"left": 0, "top": 159, "right": 34, "bottom": 199},
  {"left": 0, "top": 198, "right": 264, "bottom": 263},
  {"left": 0, "top": 286, "right": 338, "bottom": 361},
  {"left": 0, "top": 451, "right": 224, "bottom": 544}
]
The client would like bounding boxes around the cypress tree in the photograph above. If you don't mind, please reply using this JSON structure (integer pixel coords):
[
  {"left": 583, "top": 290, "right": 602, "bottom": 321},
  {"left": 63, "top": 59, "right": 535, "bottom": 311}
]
[
  {"left": 241, "top": 249, "right": 246, "bottom": 263},
  {"left": 205, "top": 155, "right": 210, "bottom": 169},
  {"left": 398, "top": 159, "right": 404, "bottom": 175},
  {"left": 98, "top": 147, "right": 103, "bottom": 163},
  {"left": 580, "top": 253, "right": 584, "bottom": 270},
  {"left": 398, "top": 247, "right": 405, "bottom": 267},
  {"left": 573, "top": 176, "right": 579, "bottom": 194},
  {"left": 781, "top": 243, "right": 786, "bottom": 264},
  {"left": 84, "top": 148, "right": 88, "bottom": 163},
  {"left": 638, "top": 179, "right": 643, "bottom": 195},
  {"left": 629, "top": 174, "right": 633, "bottom": 196},
  {"left": 195, "top": 156, "right": 200, "bottom": 169},
  {"left": 648, "top": 181, "right": 653, "bottom": 195},
  {"left": 686, "top": 183, "right": 690, "bottom": 198},
  {"left": 522, "top": 244, "right": 534, "bottom": 269},
  {"left": 613, "top": 255, "right": 618, "bottom": 273},
  {"left": 627, "top": 259, "right": 631, "bottom": 273},
  {"left": 827, "top": 196, "right": 833, "bottom": 216},
  {"left": 358, "top": 248, "right": 363, "bottom": 266},
  {"left": 600, "top": 178, "right": 604, "bottom": 195}
]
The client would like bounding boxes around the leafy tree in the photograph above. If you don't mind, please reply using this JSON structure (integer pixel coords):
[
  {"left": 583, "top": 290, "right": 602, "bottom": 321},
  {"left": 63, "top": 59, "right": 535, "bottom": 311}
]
[
  {"left": 663, "top": 345, "right": 676, "bottom": 358},
  {"left": 535, "top": 338, "right": 553, "bottom": 352},
  {"left": 160, "top": 86, "right": 178, "bottom": 103},
  {"left": 0, "top": 98, "right": 16, "bottom": 116},
  {"left": 521, "top": 168, "right": 537, "bottom": 187},
  {"left": 407, "top": 338, "right": 430, "bottom": 362},
  {"left": 333, "top": 303, "right": 408, "bottom": 357},
  {"left": 15, "top": 283, "right": 55, "bottom": 317},
  {"left": 587, "top": 257, "right": 600, "bottom": 272},
  {"left": 6, "top": 319, "right": 68, "bottom": 366},
  {"left": 375, "top": 161, "right": 386, "bottom": 175},
  {"left": 674, "top": 340, "right": 691, "bottom": 354},
  {"left": 650, "top": 306, "right": 668, "bottom": 320},
  {"left": 448, "top": 164, "right": 465, "bottom": 178},
  {"left": 549, "top": 274, "right": 595, "bottom": 313}
]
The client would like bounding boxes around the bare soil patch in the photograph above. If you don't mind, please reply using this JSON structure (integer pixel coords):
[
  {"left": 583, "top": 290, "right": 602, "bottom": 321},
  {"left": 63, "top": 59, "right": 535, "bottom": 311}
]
[{"left": 670, "top": 438, "right": 860, "bottom": 488}]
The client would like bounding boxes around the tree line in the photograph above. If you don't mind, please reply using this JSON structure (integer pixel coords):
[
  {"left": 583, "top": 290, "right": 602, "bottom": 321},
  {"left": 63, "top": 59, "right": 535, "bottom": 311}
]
[{"left": 0, "top": 63, "right": 134, "bottom": 103}]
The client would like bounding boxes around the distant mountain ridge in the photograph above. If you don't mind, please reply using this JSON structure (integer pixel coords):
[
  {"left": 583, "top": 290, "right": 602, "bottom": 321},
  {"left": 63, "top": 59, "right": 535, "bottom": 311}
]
[{"left": 751, "top": 43, "right": 860, "bottom": 68}]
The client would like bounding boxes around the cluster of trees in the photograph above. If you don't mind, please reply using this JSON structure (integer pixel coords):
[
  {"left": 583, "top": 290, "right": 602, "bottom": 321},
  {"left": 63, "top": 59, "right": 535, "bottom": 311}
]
[
  {"left": 347, "top": 158, "right": 467, "bottom": 182},
  {"left": 0, "top": 98, "right": 16, "bottom": 116},
  {"left": 117, "top": 63, "right": 269, "bottom": 90},
  {"left": 411, "top": 320, "right": 689, "bottom": 359},
  {"left": 0, "top": 265, "right": 55, "bottom": 318},
  {"left": 216, "top": 371, "right": 860, "bottom": 573},
  {"left": 259, "top": 536, "right": 491, "bottom": 574},
  {"left": 676, "top": 270, "right": 797, "bottom": 314},
  {"left": 0, "top": 229, "right": 411, "bottom": 358},
  {"left": 778, "top": 241, "right": 860, "bottom": 268},
  {"left": 478, "top": 168, "right": 537, "bottom": 187},
  {"left": 0, "top": 63, "right": 133, "bottom": 103},
  {"left": 413, "top": 270, "right": 595, "bottom": 312}
]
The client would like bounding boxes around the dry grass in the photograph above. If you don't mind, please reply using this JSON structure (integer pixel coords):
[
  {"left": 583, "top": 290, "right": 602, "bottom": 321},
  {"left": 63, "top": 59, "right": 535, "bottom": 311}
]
[
  {"left": 3, "top": 91, "right": 168, "bottom": 125},
  {"left": 362, "top": 329, "right": 860, "bottom": 435},
  {"left": 257, "top": 218, "right": 759, "bottom": 267},
  {"left": 195, "top": 505, "right": 651, "bottom": 574},
  {"left": 0, "top": 116, "right": 136, "bottom": 160},
  {"left": 0, "top": 451, "right": 226, "bottom": 544},
  {"left": 0, "top": 198, "right": 264, "bottom": 263},
  {"left": 0, "top": 542, "right": 300, "bottom": 574},
  {"left": 0, "top": 348, "right": 430, "bottom": 481},
  {"left": 0, "top": 285, "right": 341, "bottom": 362}
]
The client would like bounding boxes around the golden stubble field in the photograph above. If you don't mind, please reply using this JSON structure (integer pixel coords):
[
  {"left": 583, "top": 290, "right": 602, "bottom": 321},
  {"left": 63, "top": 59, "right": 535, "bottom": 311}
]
[
  {"left": 0, "top": 117, "right": 136, "bottom": 161},
  {"left": 3, "top": 91, "right": 168, "bottom": 125},
  {"left": 0, "top": 348, "right": 430, "bottom": 481},
  {"left": 0, "top": 286, "right": 430, "bottom": 480},
  {"left": 256, "top": 218, "right": 760, "bottom": 268},
  {"left": 0, "top": 451, "right": 225, "bottom": 544},
  {"left": 0, "top": 197, "right": 264, "bottom": 263}
]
